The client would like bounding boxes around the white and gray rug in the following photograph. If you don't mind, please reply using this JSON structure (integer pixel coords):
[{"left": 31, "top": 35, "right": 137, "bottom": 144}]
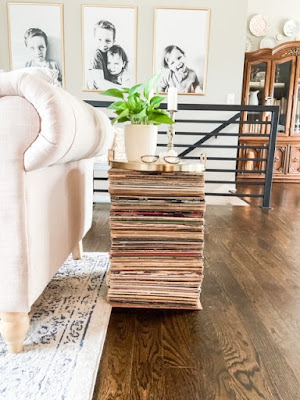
[{"left": 0, "top": 252, "right": 111, "bottom": 400}]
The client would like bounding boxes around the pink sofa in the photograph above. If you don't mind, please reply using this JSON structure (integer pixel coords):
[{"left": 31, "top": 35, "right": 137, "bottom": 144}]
[{"left": 0, "top": 70, "right": 112, "bottom": 353}]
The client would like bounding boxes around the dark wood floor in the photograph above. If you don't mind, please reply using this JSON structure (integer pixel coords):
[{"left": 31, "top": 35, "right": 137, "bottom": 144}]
[{"left": 84, "top": 183, "right": 300, "bottom": 400}]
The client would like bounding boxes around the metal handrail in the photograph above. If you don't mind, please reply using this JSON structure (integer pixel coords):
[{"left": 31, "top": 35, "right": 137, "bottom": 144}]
[{"left": 86, "top": 101, "right": 279, "bottom": 209}]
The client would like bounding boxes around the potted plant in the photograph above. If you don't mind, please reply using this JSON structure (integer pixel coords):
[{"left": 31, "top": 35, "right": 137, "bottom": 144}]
[{"left": 102, "top": 72, "right": 174, "bottom": 161}]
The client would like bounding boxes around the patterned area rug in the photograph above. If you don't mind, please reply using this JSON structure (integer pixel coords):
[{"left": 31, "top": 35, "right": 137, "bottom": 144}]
[{"left": 0, "top": 252, "right": 111, "bottom": 400}]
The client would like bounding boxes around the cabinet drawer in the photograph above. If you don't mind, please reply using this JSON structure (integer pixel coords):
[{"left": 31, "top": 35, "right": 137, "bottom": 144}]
[
  {"left": 244, "top": 148, "right": 265, "bottom": 172},
  {"left": 289, "top": 146, "right": 300, "bottom": 174},
  {"left": 237, "top": 144, "right": 267, "bottom": 178},
  {"left": 273, "top": 146, "right": 288, "bottom": 174}
]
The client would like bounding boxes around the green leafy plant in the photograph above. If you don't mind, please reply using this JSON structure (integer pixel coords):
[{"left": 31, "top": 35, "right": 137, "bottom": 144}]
[{"left": 101, "top": 72, "right": 174, "bottom": 125}]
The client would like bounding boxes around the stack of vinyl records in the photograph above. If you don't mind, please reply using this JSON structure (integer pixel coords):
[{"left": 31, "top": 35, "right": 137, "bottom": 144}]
[{"left": 107, "top": 167, "right": 205, "bottom": 309}]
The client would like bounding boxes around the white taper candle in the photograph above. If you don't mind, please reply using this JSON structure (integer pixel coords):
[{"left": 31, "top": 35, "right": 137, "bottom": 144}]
[{"left": 167, "top": 87, "right": 178, "bottom": 111}]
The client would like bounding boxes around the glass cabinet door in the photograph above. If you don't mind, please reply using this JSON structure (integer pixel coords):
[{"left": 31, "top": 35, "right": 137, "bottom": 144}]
[
  {"left": 270, "top": 58, "right": 295, "bottom": 136},
  {"left": 243, "top": 62, "right": 269, "bottom": 135},
  {"left": 293, "top": 81, "right": 300, "bottom": 134},
  {"left": 291, "top": 58, "right": 300, "bottom": 136},
  {"left": 248, "top": 62, "right": 268, "bottom": 101}
]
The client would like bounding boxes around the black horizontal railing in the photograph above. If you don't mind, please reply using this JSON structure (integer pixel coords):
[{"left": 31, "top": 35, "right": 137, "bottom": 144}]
[{"left": 86, "top": 101, "right": 279, "bottom": 209}]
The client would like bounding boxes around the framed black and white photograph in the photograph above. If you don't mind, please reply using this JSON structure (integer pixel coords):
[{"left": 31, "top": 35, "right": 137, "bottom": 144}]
[
  {"left": 7, "top": 2, "right": 65, "bottom": 87},
  {"left": 153, "top": 7, "right": 210, "bottom": 95},
  {"left": 82, "top": 5, "right": 137, "bottom": 92}
]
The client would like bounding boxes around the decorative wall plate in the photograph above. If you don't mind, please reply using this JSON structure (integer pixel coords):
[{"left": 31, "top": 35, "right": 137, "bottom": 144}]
[
  {"left": 260, "top": 36, "right": 276, "bottom": 49},
  {"left": 249, "top": 14, "right": 270, "bottom": 37},
  {"left": 283, "top": 19, "right": 299, "bottom": 37},
  {"left": 276, "top": 33, "right": 283, "bottom": 41}
]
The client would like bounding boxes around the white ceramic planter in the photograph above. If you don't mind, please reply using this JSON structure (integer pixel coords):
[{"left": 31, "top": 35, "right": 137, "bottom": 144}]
[{"left": 124, "top": 124, "right": 158, "bottom": 161}]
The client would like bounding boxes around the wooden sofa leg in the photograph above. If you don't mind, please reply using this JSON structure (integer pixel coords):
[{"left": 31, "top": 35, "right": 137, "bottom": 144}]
[
  {"left": 0, "top": 312, "right": 30, "bottom": 353},
  {"left": 72, "top": 240, "right": 83, "bottom": 260}
]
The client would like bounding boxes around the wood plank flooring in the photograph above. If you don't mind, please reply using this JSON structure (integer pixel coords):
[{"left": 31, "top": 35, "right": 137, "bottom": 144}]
[{"left": 84, "top": 183, "right": 300, "bottom": 400}]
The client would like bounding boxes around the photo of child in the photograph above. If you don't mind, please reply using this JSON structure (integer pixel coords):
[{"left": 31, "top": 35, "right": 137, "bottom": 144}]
[
  {"left": 154, "top": 7, "right": 210, "bottom": 95},
  {"left": 89, "top": 20, "right": 115, "bottom": 83},
  {"left": 106, "top": 45, "right": 130, "bottom": 86},
  {"left": 86, "top": 20, "right": 131, "bottom": 90},
  {"left": 83, "top": 5, "right": 137, "bottom": 91},
  {"left": 158, "top": 45, "right": 201, "bottom": 93},
  {"left": 24, "top": 28, "right": 62, "bottom": 86},
  {"left": 7, "top": 3, "right": 64, "bottom": 86}
]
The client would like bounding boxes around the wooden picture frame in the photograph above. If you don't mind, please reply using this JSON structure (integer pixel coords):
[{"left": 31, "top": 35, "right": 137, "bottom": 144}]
[
  {"left": 153, "top": 7, "right": 211, "bottom": 95},
  {"left": 82, "top": 4, "right": 138, "bottom": 92},
  {"left": 7, "top": 2, "right": 65, "bottom": 87}
]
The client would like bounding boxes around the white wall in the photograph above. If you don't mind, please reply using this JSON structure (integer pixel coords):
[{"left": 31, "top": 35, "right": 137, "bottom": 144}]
[
  {"left": 2, "top": 1, "right": 299, "bottom": 194},
  {"left": 0, "top": 0, "right": 247, "bottom": 103},
  {"left": 0, "top": 0, "right": 248, "bottom": 192},
  {"left": 247, "top": 0, "right": 300, "bottom": 51}
]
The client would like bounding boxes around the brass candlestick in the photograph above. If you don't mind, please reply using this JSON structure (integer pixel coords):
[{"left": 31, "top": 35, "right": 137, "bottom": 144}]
[{"left": 167, "top": 110, "right": 177, "bottom": 153}]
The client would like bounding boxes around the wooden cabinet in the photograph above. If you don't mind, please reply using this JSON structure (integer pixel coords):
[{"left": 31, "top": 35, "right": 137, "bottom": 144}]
[{"left": 239, "top": 41, "right": 300, "bottom": 182}]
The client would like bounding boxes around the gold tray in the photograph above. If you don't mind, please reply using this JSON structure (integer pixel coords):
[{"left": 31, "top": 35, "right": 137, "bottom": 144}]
[{"left": 109, "top": 160, "right": 205, "bottom": 173}]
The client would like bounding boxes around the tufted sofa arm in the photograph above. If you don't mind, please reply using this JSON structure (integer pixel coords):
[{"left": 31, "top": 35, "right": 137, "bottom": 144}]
[{"left": 0, "top": 70, "right": 112, "bottom": 171}]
